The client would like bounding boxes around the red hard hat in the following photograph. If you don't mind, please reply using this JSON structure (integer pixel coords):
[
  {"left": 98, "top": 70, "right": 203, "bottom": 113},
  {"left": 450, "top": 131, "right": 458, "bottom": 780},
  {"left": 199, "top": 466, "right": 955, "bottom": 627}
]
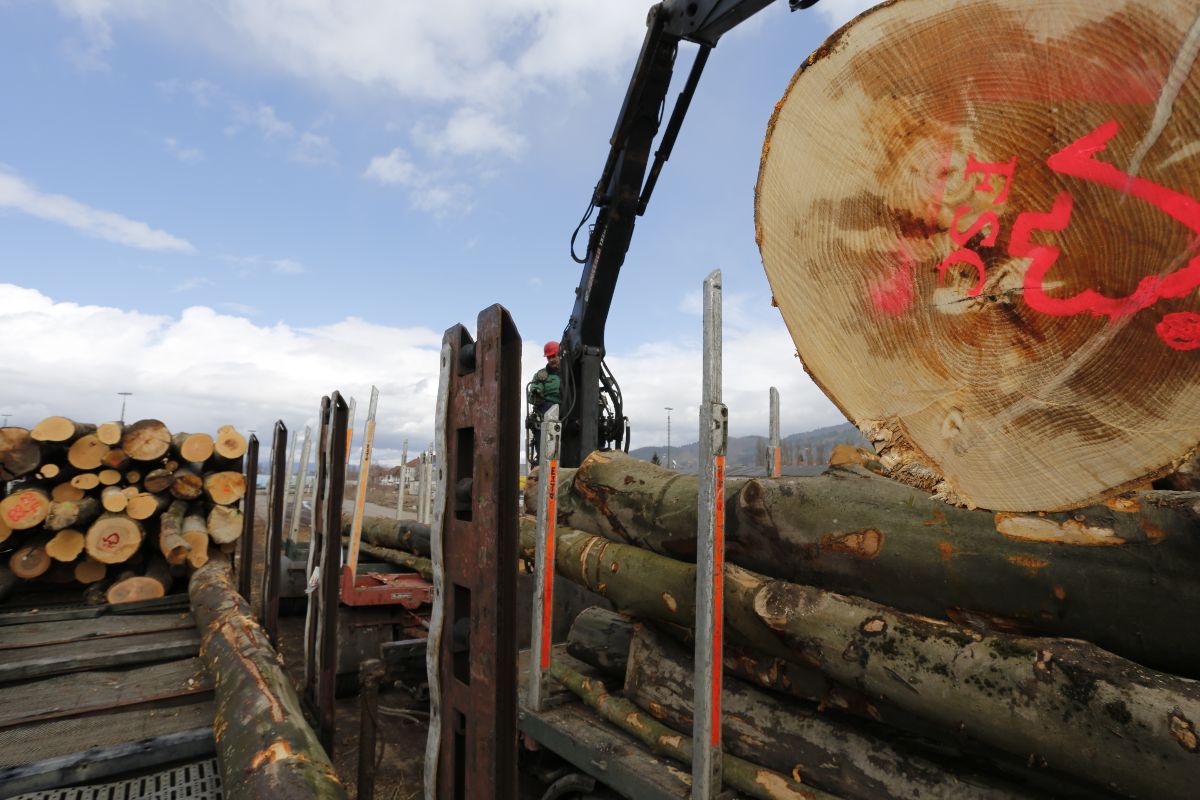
[{"left": 544, "top": 341, "right": 560, "bottom": 358}]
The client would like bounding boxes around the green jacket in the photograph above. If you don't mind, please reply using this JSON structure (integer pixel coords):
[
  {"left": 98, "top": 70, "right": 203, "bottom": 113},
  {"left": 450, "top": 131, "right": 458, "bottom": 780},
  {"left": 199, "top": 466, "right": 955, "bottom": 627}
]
[{"left": 528, "top": 367, "right": 561, "bottom": 411}]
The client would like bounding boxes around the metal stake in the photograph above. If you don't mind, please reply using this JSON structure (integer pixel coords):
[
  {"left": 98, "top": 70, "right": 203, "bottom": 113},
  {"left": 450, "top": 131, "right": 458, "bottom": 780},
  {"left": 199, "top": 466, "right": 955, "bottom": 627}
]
[
  {"left": 396, "top": 438, "right": 409, "bottom": 520},
  {"left": 236, "top": 433, "right": 259, "bottom": 603},
  {"left": 768, "top": 386, "right": 781, "bottom": 478},
  {"left": 261, "top": 422, "right": 288, "bottom": 642},
  {"left": 693, "top": 269, "right": 728, "bottom": 799},
  {"left": 347, "top": 386, "right": 380, "bottom": 576},
  {"left": 281, "top": 430, "right": 298, "bottom": 535},
  {"left": 529, "top": 404, "right": 561, "bottom": 711},
  {"left": 286, "top": 427, "right": 313, "bottom": 549}
]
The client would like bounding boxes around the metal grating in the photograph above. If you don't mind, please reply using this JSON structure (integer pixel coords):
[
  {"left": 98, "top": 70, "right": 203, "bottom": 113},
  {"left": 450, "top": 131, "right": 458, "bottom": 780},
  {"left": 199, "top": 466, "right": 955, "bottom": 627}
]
[{"left": 10, "top": 758, "right": 223, "bottom": 800}]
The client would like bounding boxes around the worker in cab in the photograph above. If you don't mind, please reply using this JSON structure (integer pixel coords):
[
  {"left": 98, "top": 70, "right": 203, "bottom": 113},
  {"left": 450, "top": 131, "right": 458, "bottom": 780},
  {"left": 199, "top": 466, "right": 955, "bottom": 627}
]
[{"left": 525, "top": 341, "right": 562, "bottom": 464}]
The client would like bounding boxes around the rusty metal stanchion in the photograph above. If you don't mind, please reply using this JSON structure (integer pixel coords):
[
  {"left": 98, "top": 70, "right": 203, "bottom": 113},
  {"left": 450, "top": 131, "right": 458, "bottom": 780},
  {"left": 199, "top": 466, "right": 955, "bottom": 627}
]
[
  {"left": 237, "top": 433, "right": 259, "bottom": 604},
  {"left": 303, "top": 397, "right": 332, "bottom": 710},
  {"left": 261, "top": 422, "right": 287, "bottom": 643},
  {"left": 528, "top": 404, "right": 561, "bottom": 712},
  {"left": 768, "top": 386, "right": 781, "bottom": 478},
  {"left": 425, "top": 305, "right": 521, "bottom": 800}
]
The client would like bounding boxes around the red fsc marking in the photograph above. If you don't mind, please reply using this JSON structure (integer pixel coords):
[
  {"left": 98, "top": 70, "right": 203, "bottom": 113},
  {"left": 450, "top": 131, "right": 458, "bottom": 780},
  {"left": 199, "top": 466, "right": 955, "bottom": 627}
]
[
  {"left": 101, "top": 532, "right": 121, "bottom": 549},
  {"left": 710, "top": 454, "right": 725, "bottom": 747},
  {"left": 5, "top": 492, "right": 41, "bottom": 523},
  {"left": 905, "top": 119, "right": 1200, "bottom": 350},
  {"left": 540, "top": 460, "right": 558, "bottom": 672}
]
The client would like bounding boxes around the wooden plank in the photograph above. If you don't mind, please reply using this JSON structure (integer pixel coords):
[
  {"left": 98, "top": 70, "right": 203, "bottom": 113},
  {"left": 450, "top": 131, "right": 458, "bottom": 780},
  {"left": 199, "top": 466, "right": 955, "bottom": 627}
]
[
  {"left": 0, "top": 611, "right": 194, "bottom": 651},
  {"left": 0, "top": 594, "right": 188, "bottom": 627},
  {"left": 0, "top": 628, "right": 200, "bottom": 684},
  {"left": 0, "top": 657, "right": 212, "bottom": 730},
  {"left": 0, "top": 707, "right": 214, "bottom": 797}
]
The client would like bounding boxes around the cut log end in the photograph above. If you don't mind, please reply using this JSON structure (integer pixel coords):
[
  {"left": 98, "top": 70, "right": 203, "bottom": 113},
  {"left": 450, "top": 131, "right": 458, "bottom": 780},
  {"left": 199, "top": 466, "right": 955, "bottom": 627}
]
[
  {"left": 182, "top": 530, "right": 210, "bottom": 568},
  {"left": 31, "top": 416, "right": 95, "bottom": 443},
  {"left": 214, "top": 425, "right": 247, "bottom": 459},
  {"left": 46, "top": 529, "right": 85, "bottom": 562},
  {"left": 85, "top": 514, "right": 144, "bottom": 564},
  {"left": 174, "top": 432, "right": 215, "bottom": 463},
  {"left": 207, "top": 505, "right": 243, "bottom": 544},
  {"left": 0, "top": 488, "right": 51, "bottom": 530},
  {"left": 121, "top": 419, "right": 172, "bottom": 462},
  {"left": 74, "top": 558, "right": 107, "bottom": 584},
  {"left": 106, "top": 576, "right": 166, "bottom": 604},
  {"left": 9, "top": 542, "right": 51, "bottom": 579},
  {"left": 96, "top": 421, "right": 123, "bottom": 446},
  {"left": 67, "top": 434, "right": 110, "bottom": 471},
  {"left": 1, "top": 427, "right": 41, "bottom": 480},
  {"left": 204, "top": 471, "right": 246, "bottom": 505}
]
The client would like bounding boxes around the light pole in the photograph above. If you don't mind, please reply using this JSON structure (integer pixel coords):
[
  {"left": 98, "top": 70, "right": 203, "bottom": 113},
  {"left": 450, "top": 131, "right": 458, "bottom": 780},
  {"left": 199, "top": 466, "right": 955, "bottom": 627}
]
[
  {"left": 1, "top": 413, "right": 10, "bottom": 427},
  {"left": 117, "top": 392, "right": 133, "bottom": 424},
  {"left": 664, "top": 407, "right": 673, "bottom": 469}
]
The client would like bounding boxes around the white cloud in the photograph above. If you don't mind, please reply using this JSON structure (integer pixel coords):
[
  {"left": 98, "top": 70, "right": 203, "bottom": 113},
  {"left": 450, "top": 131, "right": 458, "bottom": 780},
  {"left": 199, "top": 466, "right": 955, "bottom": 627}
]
[
  {"left": 155, "top": 77, "right": 221, "bottom": 107},
  {"left": 270, "top": 258, "right": 305, "bottom": 274},
  {"left": 811, "top": 0, "right": 879, "bottom": 30},
  {"left": 219, "top": 253, "right": 310, "bottom": 277},
  {"left": 0, "top": 168, "right": 193, "bottom": 253},
  {"left": 291, "top": 131, "right": 335, "bottom": 165},
  {"left": 172, "top": 276, "right": 211, "bottom": 292},
  {"left": 233, "top": 103, "right": 295, "bottom": 140},
  {"left": 164, "top": 136, "right": 204, "bottom": 162},
  {"left": 363, "top": 148, "right": 418, "bottom": 185},
  {"left": 221, "top": 301, "right": 259, "bottom": 315},
  {"left": 0, "top": 283, "right": 443, "bottom": 460},
  {"left": 413, "top": 107, "right": 525, "bottom": 160}
]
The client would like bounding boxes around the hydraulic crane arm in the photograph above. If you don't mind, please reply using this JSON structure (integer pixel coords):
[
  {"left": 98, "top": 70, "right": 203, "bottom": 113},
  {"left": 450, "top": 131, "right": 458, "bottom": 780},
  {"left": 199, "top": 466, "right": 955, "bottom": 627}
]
[{"left": 557, "top": 0, "right": 820, "bottom": 467}]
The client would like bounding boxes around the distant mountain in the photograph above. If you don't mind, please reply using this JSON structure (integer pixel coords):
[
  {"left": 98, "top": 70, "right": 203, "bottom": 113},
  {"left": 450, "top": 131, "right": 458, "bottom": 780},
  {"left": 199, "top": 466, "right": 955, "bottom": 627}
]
[{"left": 629, "top": 421, "right": 870, "bottom": 472}]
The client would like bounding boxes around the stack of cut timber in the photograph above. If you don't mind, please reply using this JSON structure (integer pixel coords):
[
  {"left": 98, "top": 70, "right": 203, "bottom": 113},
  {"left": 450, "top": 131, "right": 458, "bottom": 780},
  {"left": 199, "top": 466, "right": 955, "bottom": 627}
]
[
  {"left": 527, "top": 450, "right": 1200, "bottom": 799},
  {"left": 0, "top": 417, "right": 248, "bottom": 605}
]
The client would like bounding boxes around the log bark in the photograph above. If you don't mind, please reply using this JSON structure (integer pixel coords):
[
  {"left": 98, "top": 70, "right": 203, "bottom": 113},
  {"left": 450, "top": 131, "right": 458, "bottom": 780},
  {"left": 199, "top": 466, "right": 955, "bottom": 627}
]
[
  {"left": 66, "top": 434, "right": 110, "bottom": 470},
  {"left": 96, "top": 421, "right": 123, "bottom": 446},
  {"left": 624, "top": 625, "right": 1046, "bottom": 800},
  {"left": 549, "top": 658, "right": 830, "bottom": 800},
  {"left": 339, "top": 514, "right": 431, "bottom": 556},
  {"left": 529, "top": 521, "right": 1200, "bottom": 799},
  {"left": 170, "top": 467, "right": 204, "bottom": 500},
  {"left": 31, "top": 416, "right": 95, "bottom": 443},
  {"left": 189, "top": 552, "right": 346, "bottom": 799},
  {"left": 566, "top": 606, "right": 637, "bottom": 677},
  {"left": 207, "top": 505, "right": 243, "bottom": 544},
  {"left": 558, "top": 451, "right": 1200, "bottom": 676},
  {"left": 46, "top": 529, "right": 85, "bottom": 561},
  {"left": 172, "top": 432, "right": 214, "bottom": 464},
  {"left": 754, "top": 0, "right": 1200, "bottom": 512},
  {"left": 341, "top": 538, "right": 433, "bottom": 581},
  {"left": 45, "top": 497, "right": 100, "bottom": 531},
  {"left": 0, "top": 487, "right": 50, "bottom": 530},
  {"left": 85, "top": 513, "right": 144, "bottom": 564},
  {"left": 204, "top": 471, "right": 246, "bottom": 505},
  {"left": 159, "top": 500, "right": 191, "bottom": 565},
  {"left": 121, "top": 419, "right": 171, "bottom": 461},
  {"left": 106, "top": 555, "right": 172, "bottom": 603},
  {"left": 1, "top": 427, "right": 41, "bottom": 479},
  {"left": 127, "top": 491, "right": 171, "bottom": 521},
  {"left": 214, "top": 425, "right": 247, "bottom": 459}
]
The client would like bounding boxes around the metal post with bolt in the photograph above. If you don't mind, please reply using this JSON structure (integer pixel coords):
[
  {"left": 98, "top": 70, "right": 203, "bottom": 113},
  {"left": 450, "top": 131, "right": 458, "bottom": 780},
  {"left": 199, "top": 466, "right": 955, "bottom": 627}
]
[
  {"left": 346, "top": 386, "right": 380, "bottom": 581},
  {"left": 281, "top": 430, "right": 298, "bottom": 532},
  {"left": 528, "top": 404, "right": 561, "bottom": 711},
  {"left": 396, "top": 438, "right": 409, "bottom": 520},
  {"left": 768, "top": 386, "right": 781, "bottom": 478},
  {"left": 286, "top": 426, "right": 313, "bottom": 551},
  {"left": 693, "top": 269, "right": 728, "bottom": 799}
]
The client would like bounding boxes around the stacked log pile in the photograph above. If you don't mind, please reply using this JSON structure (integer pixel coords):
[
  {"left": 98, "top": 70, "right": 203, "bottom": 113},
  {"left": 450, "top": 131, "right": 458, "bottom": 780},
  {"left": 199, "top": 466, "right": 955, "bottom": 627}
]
[
  {"left": 523, "top": 451, "right": 1200, "bottom": 800},
  {"left": 0, "top": 417, "right": 248, "bottom": 605}
]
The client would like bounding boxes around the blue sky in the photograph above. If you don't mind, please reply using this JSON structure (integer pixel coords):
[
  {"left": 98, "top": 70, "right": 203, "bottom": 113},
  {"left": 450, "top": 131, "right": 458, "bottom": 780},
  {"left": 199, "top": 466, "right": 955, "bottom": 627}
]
[{"left": 0, "top": 0, "right": 872, "bottom": 462}]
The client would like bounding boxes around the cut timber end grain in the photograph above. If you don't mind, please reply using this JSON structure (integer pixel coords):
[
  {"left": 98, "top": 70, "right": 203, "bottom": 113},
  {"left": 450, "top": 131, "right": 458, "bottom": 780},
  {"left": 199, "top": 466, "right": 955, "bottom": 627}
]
[
  {"left": 71, "top": 472, "right": 100, "bottom": 490},
  {"left": 169, "top": 468, "right": 204, "bottom": 500},
  {"left": 142, "top": 467, "right": 176, "bottom": 493},
  {"left": 0, "top": 517, "right": 11, "bottom": 545},
  {"left": 121, "top": 419, "right": 171, "bottom": 461},
  {"left": 98, "top": 468, "right": 121, "bottom": 485},
  {"left": 51, "top": 483, "right": 84, "bottom": 502},
  {"left": 45, "top": 497, "right": 100, "bottom": 531},
  {"left": 85, "top": 514, "right": 144, "bottom": 564},
  {"left": 96, "top": 421, "right": 123, "bottom": 446},
  {"left": 207, "top": 505, "right": 243, "bottom": 544},
  {"left": 214, "top": 425, "right": 247, "bottom": 459},
  {"left": 106, "top": 556, "right": 172, "bottom": 603},
  {"left": 182, "top": 530, "right": 210, "bottom": 568},
  {"left": 39, "top": 463, "right": 60, "bottom": 480},
  {"left": 0, "top": 488, "right": 50, "bottom": 530},
  {"left": 101, "top": 485, "right": 129, "bottom": 512},
  {"left": 158, "top": 501, "right": 190, "bottom": 565},
  {"left": 46, "top": 529, "right": 85, "bottom": 561},
  {"left": 67, "top": 434, "right": 110, "bottom": 470},
  {"left": 204, "top": 471, "right": 246, "bottom": 505},
  {"left": 1, "top": 427, "right": 41, "bottom": 480},
  {"left": 125, "top": 470, "right": 142, "bottom": 484},
  {"left": 31, "top": 416, "right": 95, "bottom": 443},
  {"left": 754, "top": 0, "right": 1200, "bottom": 512},
  {"left": 9, "top": 541, "right": 50, "bottom": 579},
  {"left": 126, "top": 492, "right": 171, "bottom": 521},
  {"left": 74, "top": 558, "right": 107, "bottom": 584},
  {"left": 173, "top": 432, "right": 214, "bottom": 464},
  {"left": 101, "top": 449, "right": 129, "bottom": 470}
]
